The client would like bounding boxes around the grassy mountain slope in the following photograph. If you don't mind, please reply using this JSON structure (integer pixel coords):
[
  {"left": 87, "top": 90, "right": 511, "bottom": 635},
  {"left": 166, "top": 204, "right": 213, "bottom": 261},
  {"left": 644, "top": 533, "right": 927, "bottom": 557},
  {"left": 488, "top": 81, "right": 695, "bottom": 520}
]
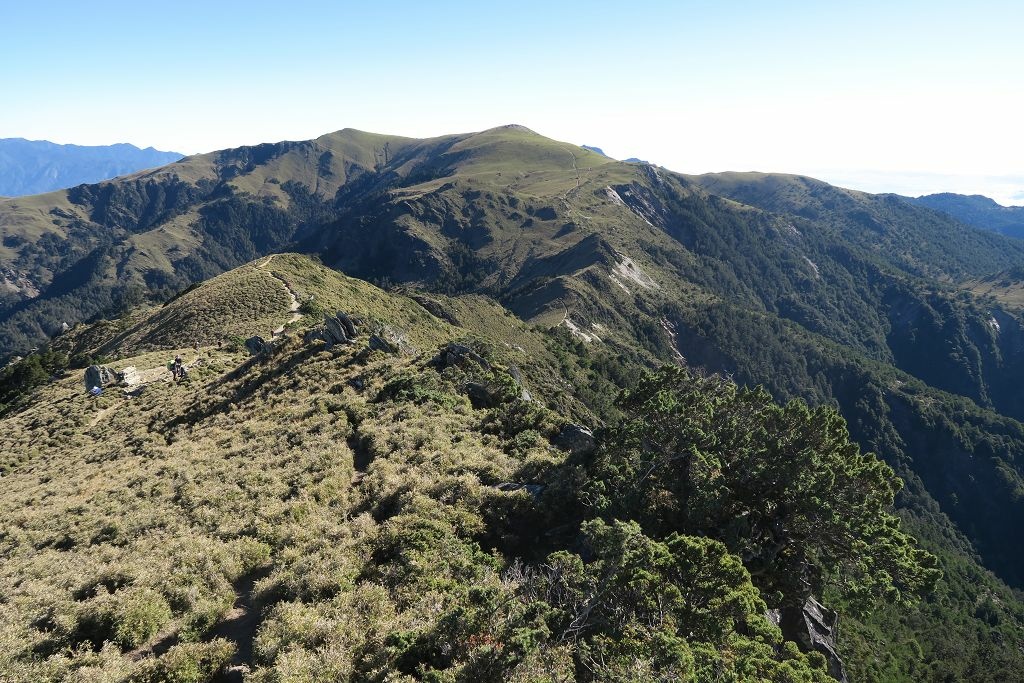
[{"left": 2, "top": 255, "right": 1022, "bottom": 682}]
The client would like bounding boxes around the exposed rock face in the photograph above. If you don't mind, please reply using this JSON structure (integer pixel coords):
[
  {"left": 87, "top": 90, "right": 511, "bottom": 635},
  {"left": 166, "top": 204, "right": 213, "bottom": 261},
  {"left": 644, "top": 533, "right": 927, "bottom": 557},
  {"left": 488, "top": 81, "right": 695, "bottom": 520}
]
[
  {"left": 368, "top": 325, "right": 412, "bottom": 355},
  {"left": 411, "top": 295, "right": 460, "bottom": 325},
  {"left": 775, "top": 596, "right": 847, "bottom": 683},
  {"left": 84, "top": 365, "right": 116, "bottom": 390},
  {"left": 431, "top": 343, "right": 491, "bottom": 371},
  {"left": 116, "top": 366, "right": 139, "bottom": 386},
  {"left": 322, "top": 311, "right": 360, "bottom": 346},
  {"left": 554, "top": 424, "right": 596, "bottom": 455},
  {"left": 245, "top": 336, "right": 270, "bottom": 356},
  {"left": 466, "top": 380, "right": 503, "bottom": 408},
  {"left": 336, "top": 312, "right": 358, "bottom": 338},
  {"left": 507, "top": 364, "right": 532, "bottom": 401}
]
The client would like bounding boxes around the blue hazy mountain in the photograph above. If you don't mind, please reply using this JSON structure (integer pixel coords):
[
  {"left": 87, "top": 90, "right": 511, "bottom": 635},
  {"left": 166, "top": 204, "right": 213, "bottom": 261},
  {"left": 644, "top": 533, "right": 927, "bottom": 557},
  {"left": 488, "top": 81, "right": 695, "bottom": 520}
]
[
  {"left": 0, "top": 138, "right": 182, "bottom": 197},
  {"left": 907, "top": 192, "right": 1024, "bottom": 239}
]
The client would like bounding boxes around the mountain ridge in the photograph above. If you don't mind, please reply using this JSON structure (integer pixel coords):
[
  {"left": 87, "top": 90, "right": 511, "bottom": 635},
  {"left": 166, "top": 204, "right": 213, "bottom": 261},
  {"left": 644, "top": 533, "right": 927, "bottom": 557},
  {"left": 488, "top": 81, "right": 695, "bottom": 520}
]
[{"left": 4, "top": 126, "right": 1024, "bottom": 678}]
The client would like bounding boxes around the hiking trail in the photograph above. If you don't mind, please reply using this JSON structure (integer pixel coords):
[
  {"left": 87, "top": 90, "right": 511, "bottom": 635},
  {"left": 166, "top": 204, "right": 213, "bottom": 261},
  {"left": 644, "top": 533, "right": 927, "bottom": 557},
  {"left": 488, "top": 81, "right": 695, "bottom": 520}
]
[{"left": 259, "top": 255, "right": 302, "bottom": 335}]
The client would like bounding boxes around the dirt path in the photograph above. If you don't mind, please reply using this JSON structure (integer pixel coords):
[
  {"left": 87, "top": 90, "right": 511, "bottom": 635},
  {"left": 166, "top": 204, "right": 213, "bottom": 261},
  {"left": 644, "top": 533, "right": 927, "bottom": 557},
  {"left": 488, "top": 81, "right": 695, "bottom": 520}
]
[
  {"left": 259, "top": 255, "right": 302, "bottom": 335},
  {"left": 211, "top": 566, "right": 272, "bottom": 681}
]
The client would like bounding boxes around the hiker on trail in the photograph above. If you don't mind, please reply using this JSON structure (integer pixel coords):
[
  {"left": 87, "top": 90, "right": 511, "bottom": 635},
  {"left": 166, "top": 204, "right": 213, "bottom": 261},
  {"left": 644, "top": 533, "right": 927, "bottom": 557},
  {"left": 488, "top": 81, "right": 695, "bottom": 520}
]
[{"left": 172, "top": 355, "right": 184, "bottom": 381}]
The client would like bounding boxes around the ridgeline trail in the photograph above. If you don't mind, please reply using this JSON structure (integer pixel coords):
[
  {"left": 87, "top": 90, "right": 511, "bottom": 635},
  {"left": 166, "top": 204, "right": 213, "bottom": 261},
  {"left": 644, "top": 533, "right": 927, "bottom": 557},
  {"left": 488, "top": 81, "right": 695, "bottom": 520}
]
[{"left": 259, "top": 255, "right": 302, "bottom": 335}]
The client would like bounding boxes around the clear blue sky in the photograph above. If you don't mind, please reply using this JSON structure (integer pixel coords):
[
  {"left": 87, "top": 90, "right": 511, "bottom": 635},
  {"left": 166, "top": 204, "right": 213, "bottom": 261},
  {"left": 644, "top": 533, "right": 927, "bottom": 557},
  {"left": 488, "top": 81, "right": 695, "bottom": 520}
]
[{"left": 3, "top": 0, "right": 1022, "bottom": 203}]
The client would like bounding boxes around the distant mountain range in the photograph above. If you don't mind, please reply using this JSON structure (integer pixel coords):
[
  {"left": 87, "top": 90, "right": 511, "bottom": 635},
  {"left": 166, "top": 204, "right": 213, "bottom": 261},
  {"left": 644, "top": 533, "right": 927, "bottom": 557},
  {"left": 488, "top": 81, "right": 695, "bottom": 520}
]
[
  {"left": 0, "top": 138, "right": 182, "bottom": 197},
  {"left": 3, "top": 125, "right": 1024, "bottom": 678},
  {"left": 905, "top": 192, "right": 1024, "bottom": 239}
]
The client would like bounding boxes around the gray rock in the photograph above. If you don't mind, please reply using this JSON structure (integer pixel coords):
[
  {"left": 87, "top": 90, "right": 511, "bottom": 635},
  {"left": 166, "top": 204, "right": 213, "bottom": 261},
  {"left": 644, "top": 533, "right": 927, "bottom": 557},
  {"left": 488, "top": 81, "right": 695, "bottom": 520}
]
[
  {"left": 84, "top": 365, "right": 116, "bottom": 390},
  {"left": 507, "top": 364, "right": 532, "bottom": 401},
  {"left": 336, "top": 311, "right": 358, "bottom": 339},
  {"left": 778, "top": 596, "right": 847, "bottom": 683},
  {"left": 117, "top": 366, "right": 139, "bottom": 386},
  {"left": 368, "top": 325, "right": 412, "bottom": 355},
  {"left": 322, "top": 311, "right": 360, "bottom": 346},
  {"left": 304, "top": 328, "right": 326, "bottom": 345},
  {"left": 554, "top": 424, "right": 596, "bottom": 455},
  {"left": 411, "top": 295, "right": 460, "bottom": 325},
  {"left": 466, "top": 380, "right": 502, "bottom": 408},
  {"left": 323, "top": 317, "right": 349, "bottom": 345},
  {"left": 244, "top": 336, "right": 269, "bottom": 356},
  {"left": 431, "top": 342, "right": 491, "bottom": 371}
]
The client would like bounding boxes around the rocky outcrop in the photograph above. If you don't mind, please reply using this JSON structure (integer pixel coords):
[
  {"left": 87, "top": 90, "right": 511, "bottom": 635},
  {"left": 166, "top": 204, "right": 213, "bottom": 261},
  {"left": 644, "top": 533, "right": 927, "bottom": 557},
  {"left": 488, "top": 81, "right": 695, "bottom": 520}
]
[
  {"left": 84, "top": 365, "right": 116, "bottom": 390},
  {"left": 305, "top": 311, "right": 362, "bottom": 348},
  {"left": 324, "top": 311, "right": 359, "bottom": 344},
  {"left": 771, "top": 596, "right": 847, "bottom": 683},
  {"left": 507, "top": 364, "right": 532, "bottom": 401},
  {"left": 245, "top": 336, "right": 270, "bottom": 356},
  {"left": 116, "top": 366, "right": 139, "bottom": 386},
  {"left": 466, "top": 380, "right": 503, "bottom": 408},
  {"left": 431, "top": 343, "right": 491, "bottom": 371},
  {"left": 368, "top": 325, "right": 412, "bottom": 355},
  {"left": 553, "top": 424, "right": 596, "bottom": 455},
  {"left": 411, "top": 295, "right": 460, "bottom": 325}
]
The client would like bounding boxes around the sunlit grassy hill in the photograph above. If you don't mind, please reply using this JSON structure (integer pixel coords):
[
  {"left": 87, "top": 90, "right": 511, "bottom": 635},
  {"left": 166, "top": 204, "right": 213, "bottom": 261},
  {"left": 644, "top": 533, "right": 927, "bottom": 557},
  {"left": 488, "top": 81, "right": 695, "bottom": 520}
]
[{"left": 0, "top": 255, "right": 597, "bottom": 680}]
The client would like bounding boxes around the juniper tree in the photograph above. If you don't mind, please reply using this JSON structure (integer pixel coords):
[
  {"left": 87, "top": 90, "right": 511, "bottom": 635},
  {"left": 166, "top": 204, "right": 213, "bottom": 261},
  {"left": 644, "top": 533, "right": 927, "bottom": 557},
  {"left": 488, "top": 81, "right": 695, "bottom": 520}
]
[{"left": 581, "top": 366, "right": 940, "bottom": 611}]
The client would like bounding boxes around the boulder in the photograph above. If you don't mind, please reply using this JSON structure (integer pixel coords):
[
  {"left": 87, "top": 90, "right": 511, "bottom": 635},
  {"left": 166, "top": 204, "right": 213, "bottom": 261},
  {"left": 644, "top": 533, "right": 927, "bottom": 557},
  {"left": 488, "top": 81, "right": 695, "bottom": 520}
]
[
  {"left": 411, "top": 295, "right": 460, "bottom": 325},
  {"left": 84, "top": 365, "right": 116, "bottom": 390},
  {"left": 507, "top": 364, "right": 532, "bottom": 401},
  {"left": 337, "top": 312, "right": 358, "bottom": 339},
  {"left": 323, "top": 311, "right": 359, "bottom": 346},
  {"left": 431, "top": 342, "right": 491, "bottom": 371},
  {"left": 466, "top": 380, "right": 503, "bottom": 408},
  {"left": 368, "top": 325, "right": 412, "bottom": 355},
  {"left": 117, "top": 366, "right": 139, "bottom": 386},
  {"left": 554, "top": 424, "right": 596, "bottom": 455},
  {"left": 776, "top": 596, "right": 847, "bottom": 683},
  {"left": 245, "top": 336, "right": 269, "bottom": 356},
  {"left": 304, "top": 328, "right": 326, "bottom": 345},
  {"left": 323, "top": 317, "right": 349, "bottom": 345}
]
